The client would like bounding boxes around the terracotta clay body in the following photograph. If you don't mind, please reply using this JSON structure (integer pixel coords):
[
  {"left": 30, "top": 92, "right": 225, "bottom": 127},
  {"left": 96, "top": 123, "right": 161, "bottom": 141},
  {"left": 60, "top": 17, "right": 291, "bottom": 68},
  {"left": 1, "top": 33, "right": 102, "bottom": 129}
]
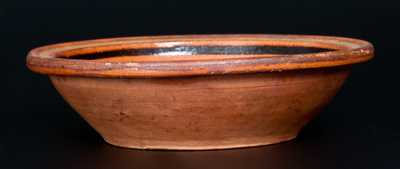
[{"left": 27, "top": 35, "right": 374, "bottom": 150}]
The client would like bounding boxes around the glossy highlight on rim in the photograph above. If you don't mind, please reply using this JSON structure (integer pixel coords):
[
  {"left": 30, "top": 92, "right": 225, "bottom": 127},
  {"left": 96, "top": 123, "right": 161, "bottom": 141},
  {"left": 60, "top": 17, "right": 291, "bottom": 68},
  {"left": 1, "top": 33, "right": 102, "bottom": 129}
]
[{"left": 26, "top": 34, "right": 374, "bottom": 78}]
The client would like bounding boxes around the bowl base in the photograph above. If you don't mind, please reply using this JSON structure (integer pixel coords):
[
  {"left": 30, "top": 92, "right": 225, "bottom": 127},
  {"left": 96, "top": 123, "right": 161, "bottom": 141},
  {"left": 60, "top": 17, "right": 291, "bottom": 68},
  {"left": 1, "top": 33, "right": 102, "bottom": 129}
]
[{"left": 101, "top": 135, "right": 298, "bottom": 150}]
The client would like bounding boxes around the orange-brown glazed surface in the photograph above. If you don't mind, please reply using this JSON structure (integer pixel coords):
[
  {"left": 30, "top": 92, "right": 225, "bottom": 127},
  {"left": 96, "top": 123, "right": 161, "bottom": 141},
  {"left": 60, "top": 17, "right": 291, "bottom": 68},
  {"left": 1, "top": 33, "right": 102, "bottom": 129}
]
[{"left": 27, "top": 34, "right": 373, "bottom": 150}]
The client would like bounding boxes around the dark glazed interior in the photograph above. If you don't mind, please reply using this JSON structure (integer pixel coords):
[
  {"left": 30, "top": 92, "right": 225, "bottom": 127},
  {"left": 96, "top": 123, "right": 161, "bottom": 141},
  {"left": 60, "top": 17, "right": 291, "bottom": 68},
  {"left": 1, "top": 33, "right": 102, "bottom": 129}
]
[{"left": 68, "top": 45, "right": 334, "bottom": 60}]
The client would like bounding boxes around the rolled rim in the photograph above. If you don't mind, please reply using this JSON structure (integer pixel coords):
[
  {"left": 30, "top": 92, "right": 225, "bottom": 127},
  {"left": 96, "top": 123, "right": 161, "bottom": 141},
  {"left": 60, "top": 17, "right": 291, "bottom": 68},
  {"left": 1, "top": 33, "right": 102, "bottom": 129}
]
[{"left": 27, "top": 34, "right": 374, "bottom": 78}]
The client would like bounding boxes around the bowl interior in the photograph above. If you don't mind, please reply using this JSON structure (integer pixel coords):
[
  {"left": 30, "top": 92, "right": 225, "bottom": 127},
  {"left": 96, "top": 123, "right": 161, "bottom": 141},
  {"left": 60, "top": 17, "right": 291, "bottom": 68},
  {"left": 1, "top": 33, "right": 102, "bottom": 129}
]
[{"left": 61, "top": 45, "right": 334, "bottom": 62}]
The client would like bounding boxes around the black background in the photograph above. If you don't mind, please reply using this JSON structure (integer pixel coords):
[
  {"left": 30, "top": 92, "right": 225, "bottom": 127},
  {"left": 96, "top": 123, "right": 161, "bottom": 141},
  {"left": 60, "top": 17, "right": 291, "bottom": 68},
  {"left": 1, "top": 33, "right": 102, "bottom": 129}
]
[{"left": 1, "top": 0, "right": 399, "bottom": 169}]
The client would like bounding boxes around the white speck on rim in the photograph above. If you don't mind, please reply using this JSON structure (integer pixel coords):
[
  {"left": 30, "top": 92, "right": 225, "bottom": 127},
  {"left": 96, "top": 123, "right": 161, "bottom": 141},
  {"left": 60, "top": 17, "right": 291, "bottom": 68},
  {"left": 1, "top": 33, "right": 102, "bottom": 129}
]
[
  {"left": 155, "top": 42, "right": 185, "bottom": 48},
  {"left": 125, "top": 63, "right": 139, "bottom": 67}
]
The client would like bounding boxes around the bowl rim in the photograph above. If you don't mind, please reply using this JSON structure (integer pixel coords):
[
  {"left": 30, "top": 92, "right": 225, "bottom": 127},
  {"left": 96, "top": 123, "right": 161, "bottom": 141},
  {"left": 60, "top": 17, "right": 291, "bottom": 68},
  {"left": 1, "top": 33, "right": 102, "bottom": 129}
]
[{"left": 26, "top": 34, "right": 374, "bottom": 78}]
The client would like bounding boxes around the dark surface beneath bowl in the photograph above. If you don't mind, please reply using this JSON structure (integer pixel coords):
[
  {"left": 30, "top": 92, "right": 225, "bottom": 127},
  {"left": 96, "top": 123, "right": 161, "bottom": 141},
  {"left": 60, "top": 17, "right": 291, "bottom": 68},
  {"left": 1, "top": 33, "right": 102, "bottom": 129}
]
[{"left": 70, "top": 45, "right": 333, "bottom": 60}]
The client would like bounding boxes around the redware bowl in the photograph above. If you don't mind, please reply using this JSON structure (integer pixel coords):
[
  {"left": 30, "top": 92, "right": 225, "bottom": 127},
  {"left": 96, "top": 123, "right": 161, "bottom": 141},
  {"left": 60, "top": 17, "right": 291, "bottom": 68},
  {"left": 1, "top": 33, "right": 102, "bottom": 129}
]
[{"left": 27, "top": 34, "right": 374, "bottom": 150}]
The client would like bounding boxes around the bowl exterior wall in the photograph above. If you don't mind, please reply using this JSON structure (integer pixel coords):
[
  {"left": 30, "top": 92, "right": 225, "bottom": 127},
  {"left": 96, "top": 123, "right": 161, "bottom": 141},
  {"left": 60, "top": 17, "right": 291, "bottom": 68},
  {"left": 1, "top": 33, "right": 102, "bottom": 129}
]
[{"left": 50, "top": 68, "right": 350, "bottom": 150}]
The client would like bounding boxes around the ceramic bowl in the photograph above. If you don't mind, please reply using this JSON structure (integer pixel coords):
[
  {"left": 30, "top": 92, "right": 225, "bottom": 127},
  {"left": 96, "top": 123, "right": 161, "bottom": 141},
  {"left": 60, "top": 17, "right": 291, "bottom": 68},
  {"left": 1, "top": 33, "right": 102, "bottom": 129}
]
[{"left": 27, "top": 34, "right": 374, "bottom": 150}]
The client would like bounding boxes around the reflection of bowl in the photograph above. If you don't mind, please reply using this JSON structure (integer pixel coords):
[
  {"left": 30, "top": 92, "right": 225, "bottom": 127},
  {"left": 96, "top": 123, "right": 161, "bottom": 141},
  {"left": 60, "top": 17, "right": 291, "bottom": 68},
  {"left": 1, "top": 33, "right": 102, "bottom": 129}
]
[{"left": 26, "top": 35, "right": 374, "bottom": 150}]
